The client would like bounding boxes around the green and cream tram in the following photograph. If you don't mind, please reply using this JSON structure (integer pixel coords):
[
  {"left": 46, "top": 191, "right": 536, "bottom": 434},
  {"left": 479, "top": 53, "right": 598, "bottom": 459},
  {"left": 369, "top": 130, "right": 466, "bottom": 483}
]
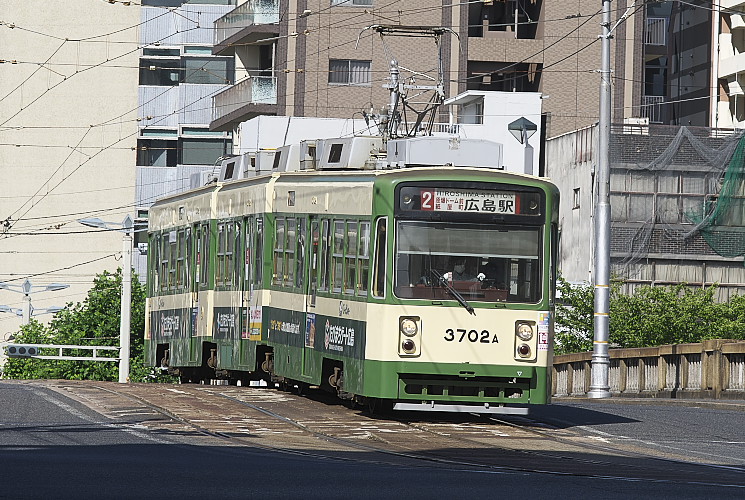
[{"left": 145, "top": 145, "right": 558, "bottom": 413}]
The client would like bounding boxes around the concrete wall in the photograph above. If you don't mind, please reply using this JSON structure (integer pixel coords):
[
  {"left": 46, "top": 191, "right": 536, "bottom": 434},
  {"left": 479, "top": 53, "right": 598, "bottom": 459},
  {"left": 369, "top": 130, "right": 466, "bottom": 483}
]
[
  {"left": 544, "top": 124, "right": 598, "bottom": 284},
  {"left": 554, "top": 340, "right": 745, "bottom": 399},
  {"left": 0, "top": 2, "right": 140, "bottom": 338}
]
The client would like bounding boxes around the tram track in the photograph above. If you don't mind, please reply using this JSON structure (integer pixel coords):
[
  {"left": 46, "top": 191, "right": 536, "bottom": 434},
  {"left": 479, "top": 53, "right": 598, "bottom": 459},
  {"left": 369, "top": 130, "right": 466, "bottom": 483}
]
[{"left": 40, "top": 380, "right": 745, "bottom": 488}]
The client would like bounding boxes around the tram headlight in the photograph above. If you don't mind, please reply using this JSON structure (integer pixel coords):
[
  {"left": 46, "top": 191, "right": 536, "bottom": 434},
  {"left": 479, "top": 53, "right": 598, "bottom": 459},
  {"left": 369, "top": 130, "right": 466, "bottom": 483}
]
[
  {"left": 517, "top": 344, "right": 531, "bottom": 358},
  {"left": 400, "top": 317, "right": 418, "bottom": 337},
  {"left": 516, "top": 322, "right": 534, "bottom": 341},
  {"left": 402, "top": 339, "right": 417, "bottom": 354}
]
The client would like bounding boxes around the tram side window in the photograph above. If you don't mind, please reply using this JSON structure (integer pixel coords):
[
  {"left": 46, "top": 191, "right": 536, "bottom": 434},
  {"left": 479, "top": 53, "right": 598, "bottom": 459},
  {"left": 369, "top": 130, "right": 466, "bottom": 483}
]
[
  {"left": 244, "top": 218, "right": 253, "bottom": 287},
  {"left": 233, "top": 220, "right": 241, "bottom": 286},
  {"left": 358, "top": 221, "right": 371, "bottom": 295},
  {"left": 150, "top": 233, "right": 161, "bottom": 295},
  {"left": 318, "top": 219, "right": 331, "bottom": 292},
  {"left": 254, "top": 217, "right": 264, "bottom": 286},
  {"left": 166, "top": 231, "right": 177, "bottom": 290},
  {"left": 160, "top": 231, "right": 172, "bottom": 292},
  {"left": 273, "top": 217, "right": 285, "bottom": 285},
  {"left": 345, "top": 221, "right": 357, "bottom": 295},
  {"left": 175, "top": 229, "right": 188, "bottom": 291},
  {"left": 296, "top": 218, "right": 307, "bottom": 288},
  {"left": 285, "top": 218, "right": 296, "bottom": 287},
  {"left": 198, "top": 223, "right": 210, "bottom": 289},
  {"left": 184, "top": 228, "right": 191, "bottom": 292},
  {"left": 309, "top": 220, "right": 319, "bottom": 298},
  {"left": 372, "top": 217, "right": 387, "bottom": 298},
  {"left": 216, "top": 222, "right": 235, "bottom": 287},
  {"left": 332, "top": 219, "right": 345, "bottom": 293}
]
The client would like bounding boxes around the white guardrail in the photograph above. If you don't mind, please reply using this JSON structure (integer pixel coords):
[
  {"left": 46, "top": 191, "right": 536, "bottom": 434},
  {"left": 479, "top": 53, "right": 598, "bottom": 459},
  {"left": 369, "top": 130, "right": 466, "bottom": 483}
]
[{"left": 3, "top": 344, "right": 120, "bottom": 362}]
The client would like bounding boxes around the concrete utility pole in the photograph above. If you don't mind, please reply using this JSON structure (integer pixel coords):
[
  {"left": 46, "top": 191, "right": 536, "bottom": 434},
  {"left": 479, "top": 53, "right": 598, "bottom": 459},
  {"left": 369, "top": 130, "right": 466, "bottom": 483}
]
[
  {"left": 78, "top": 215, "right": 134, "bottom": 384},
  {"left": 588, "top": 0, "right": 613, "bottom": 399}
]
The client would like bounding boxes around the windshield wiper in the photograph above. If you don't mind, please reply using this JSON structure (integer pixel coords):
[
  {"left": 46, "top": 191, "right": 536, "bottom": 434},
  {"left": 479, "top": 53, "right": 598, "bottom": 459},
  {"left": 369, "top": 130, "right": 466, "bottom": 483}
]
[{"left": 430, "top": 269, "right": 475, "bottom": 315}]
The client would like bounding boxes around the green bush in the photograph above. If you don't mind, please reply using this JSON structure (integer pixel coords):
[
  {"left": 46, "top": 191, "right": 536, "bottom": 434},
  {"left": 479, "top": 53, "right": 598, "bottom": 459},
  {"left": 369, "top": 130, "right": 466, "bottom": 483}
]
[
  {"left": 555, "top": 277, "right": 745, "bottom": 355},
  {"left": 3, "top": 269, "right": 174, "bottom": 383}
]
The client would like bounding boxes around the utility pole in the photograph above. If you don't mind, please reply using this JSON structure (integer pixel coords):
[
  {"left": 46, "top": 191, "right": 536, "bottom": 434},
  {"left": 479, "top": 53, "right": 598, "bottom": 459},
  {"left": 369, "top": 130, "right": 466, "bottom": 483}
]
[
  {"left": 588, "top": 0, "right": 613, "bottom": 399},
  {"left": 78, "top": 215, "right": 134, "bottom": 384},
  {"left": 120, "top": 217, "right": 133, "bottom": 384}
]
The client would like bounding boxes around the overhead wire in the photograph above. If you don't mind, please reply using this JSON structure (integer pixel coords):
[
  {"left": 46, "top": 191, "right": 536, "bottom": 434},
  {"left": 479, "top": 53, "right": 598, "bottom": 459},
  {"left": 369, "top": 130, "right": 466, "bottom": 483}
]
[{"left": 1, "top": 0, "right": 622, "bottom": 234}]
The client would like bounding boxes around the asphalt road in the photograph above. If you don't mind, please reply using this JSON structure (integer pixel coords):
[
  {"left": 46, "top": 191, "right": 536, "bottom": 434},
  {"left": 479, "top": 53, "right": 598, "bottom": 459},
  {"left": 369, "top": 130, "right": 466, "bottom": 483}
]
[
  {"left": 536, "top": 398, "right": 745, "bottom": 466},
  {"left": 0, "top": 381, "right": 743, "bottom": 499}
]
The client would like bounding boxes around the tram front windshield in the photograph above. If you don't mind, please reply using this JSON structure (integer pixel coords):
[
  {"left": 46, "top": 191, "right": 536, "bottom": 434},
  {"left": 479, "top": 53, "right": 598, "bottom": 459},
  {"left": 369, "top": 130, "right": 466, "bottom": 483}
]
[{"left": 394, "top": 220, "right": 542, "bottom": 303}]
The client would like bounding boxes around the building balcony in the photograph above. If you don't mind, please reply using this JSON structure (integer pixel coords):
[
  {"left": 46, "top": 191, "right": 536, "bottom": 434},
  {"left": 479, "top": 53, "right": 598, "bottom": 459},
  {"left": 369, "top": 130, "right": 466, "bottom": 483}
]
[
  {"left": 721, "top": 0, "right": 745, "bottom": 11},
  {"left": 719, "top": 51, "right": 745, "bottom": 80},
  {"left": 645, "top": 17, "right": 667, "bottom": 46},
  {"left": 213, "top": 0, "right": 279, "bottom": 55},
  {"left": 640, "top": 95, "right": 665, "bottom": 124},
  {"left": 210, "top": 76, "right": 277, "bottom": 131}
]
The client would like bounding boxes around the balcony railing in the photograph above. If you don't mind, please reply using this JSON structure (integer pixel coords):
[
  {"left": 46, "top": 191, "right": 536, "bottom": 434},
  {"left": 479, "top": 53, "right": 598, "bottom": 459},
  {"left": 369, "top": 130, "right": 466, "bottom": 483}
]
[
  {"left": 646, "top": 17, "right": 667, "bottom": 45},
  {"left": 212, "top": 76, "right": 277, "bottom": 122},
  {"left": 214, "top": 0, "right": 279, "bottom": 46},
  {"left": 641, "top": 95, "right": 665, "bottom": 123}
]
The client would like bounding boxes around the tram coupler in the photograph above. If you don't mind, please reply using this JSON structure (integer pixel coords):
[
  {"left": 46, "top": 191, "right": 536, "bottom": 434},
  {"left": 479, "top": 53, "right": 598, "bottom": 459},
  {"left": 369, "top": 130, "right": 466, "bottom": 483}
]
[
  {"left": 207, "top": 348, "right": 217, "bottom": 369},
  {"left": 261, "top": 353, "right": 274, "bottom": 374}
]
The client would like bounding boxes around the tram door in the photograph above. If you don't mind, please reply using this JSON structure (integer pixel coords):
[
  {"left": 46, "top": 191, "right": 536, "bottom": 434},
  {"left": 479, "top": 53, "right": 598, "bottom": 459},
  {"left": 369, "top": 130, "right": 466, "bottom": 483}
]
[{"left": 303, "top": 217, "right": 320, "bottom": 376}]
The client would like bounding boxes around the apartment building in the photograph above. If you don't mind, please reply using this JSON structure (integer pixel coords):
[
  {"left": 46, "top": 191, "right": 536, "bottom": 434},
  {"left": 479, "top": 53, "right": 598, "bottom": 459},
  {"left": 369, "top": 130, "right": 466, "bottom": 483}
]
[
  {"left": 134, "top": 1, "right": 237, "bottom": 274},
  {"left": 0, "top": 2, "right": 140, "bottom": 336},
  {"left": 208, "top": 0, "right": 627, "bottom": 140}
]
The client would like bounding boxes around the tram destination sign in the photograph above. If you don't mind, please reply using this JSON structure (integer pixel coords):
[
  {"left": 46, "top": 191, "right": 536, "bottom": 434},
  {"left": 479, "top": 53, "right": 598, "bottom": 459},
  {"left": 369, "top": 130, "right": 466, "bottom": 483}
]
[{"left": 418, "top": 188, "right": 517, "bottom": 214}]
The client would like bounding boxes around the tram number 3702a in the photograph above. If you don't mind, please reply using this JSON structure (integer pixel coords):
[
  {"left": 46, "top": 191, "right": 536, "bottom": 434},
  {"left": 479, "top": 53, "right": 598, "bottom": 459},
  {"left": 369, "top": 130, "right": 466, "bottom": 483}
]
[{"left": 444, "top": 328, "right": 499, "bottom": 343}]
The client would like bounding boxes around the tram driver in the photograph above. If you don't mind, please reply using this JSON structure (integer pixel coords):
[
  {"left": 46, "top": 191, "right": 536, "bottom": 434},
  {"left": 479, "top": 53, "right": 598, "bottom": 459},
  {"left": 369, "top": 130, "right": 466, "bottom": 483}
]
[{"left": 444, "top": 258, "right": 485, "bottom": 283}]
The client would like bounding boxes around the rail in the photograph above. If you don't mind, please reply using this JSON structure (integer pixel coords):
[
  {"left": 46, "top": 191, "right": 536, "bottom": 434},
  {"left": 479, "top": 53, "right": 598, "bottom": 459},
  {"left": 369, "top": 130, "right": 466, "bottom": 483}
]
[{"left": 553, "top": 339, "right": 745, "bottom": 400}]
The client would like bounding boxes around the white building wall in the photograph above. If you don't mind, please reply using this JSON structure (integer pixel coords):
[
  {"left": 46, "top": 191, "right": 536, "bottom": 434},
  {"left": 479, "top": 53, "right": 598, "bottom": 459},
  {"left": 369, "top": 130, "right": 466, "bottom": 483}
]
[
  {"left": 444, "top": 91, "right": 543, "bottom": 176},
  {"left": 0, "top": 2, "right": 140, "bottom": 338},
  {"left": 544, "top": 125, "right": 598, "bottom": 284}
]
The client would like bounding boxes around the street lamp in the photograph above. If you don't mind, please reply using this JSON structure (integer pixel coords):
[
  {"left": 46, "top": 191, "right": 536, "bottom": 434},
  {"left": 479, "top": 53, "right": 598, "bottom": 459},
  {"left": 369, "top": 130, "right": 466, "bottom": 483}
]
[
  {"left": 0, "top": 279, "right": 69, "bottom": 325},
  {"left": 508, "top": 117, "right": 537, "bottom": 175},
  {"left": 78, "top": 215, "right": 133, "bottom": 384}
]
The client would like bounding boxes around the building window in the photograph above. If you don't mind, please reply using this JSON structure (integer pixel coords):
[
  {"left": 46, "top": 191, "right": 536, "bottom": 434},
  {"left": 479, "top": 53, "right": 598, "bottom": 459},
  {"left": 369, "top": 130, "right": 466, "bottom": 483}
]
[
  {"left": 142, "top": 0, "right": 236, "bottom": 6},
  {"left": 137, "top": 138, "right": 230, "bottom": 166},
  {"left": 143, "top": 48, "right": 180, "bottom": 57},
  {"left": 331, "top": 0, "right": 372, "bottom": 5},
  {"left": 140, "top": 56, "right": 234, "bottom": 86},
  {"left": 140, "top": 58, "right": 181, "bottom": 86},
  {"left": 179, "top": 138, "right": 230, "bottom": 165},
  {"left": 573, "top": 188, "right": 580, "bottom": 210},
  {"left": 329, "top": 59, "right": 371, "bottom": 86},
  {"left": 137, "top": 139, "right": 177, "bottom": 167},
  {"left": 183, "top": 57, "right": 234, "bottom": 85}
]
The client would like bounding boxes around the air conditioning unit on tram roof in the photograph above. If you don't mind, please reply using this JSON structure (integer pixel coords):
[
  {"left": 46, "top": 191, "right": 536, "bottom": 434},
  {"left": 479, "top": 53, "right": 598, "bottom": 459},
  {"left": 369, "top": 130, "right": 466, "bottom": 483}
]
[
  {"left": 274, "top": 144, "right": 301, "bottom": 172},
  {"left": 316, "top": 136, "right": 383, "bottom": 170},
  {"left": 387, "top": 136, "right": 503, "bottom": 169},
  {"left": 218, "top": 154, "right": 249, "bottom": 182}
]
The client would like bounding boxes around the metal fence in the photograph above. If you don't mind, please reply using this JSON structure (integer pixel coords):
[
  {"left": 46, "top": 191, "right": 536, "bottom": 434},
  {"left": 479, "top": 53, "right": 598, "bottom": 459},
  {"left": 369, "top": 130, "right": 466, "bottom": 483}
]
[{"left": 553, "top": 340, "right": 745, "bottom": 399}]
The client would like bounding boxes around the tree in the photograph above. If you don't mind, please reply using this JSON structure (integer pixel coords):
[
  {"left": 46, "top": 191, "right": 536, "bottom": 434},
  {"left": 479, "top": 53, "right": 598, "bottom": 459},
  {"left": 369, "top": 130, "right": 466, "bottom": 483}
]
[
  {"left": 3, "top": 269, "right": 171, "bottom": 382},
  {"left": 554, "top": 277, "right": 595, "bottom": 354},
  {"left": 554, "top": 279, "right": 745, "bottom": 355}
]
